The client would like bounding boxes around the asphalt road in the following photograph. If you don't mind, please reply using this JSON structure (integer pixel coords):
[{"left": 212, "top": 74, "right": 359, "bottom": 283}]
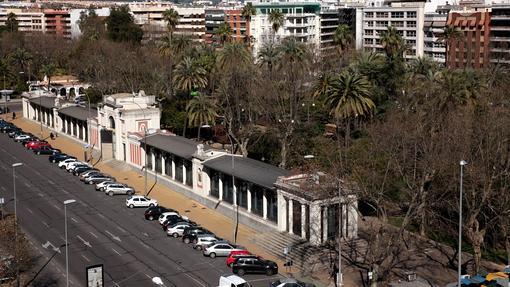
[{"left": 0, "top": 126, "right": 283, "bottom": 287}]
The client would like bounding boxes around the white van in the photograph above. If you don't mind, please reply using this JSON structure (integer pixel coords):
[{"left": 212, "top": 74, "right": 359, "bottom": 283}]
[{"left": 218, "top": 275, "right": 251, "bottom": 287}]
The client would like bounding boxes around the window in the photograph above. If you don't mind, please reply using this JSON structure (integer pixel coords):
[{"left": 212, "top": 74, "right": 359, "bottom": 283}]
[
  {"left": 375, "top": 39, "right": 381, "bottom": 45},
  {"left": 364, "top": 38, "right": 373, "bottom": 45},
  {"left": 406, "top": 21, "right": 416, "bottom": 27},
  {"left": 365, "top": 12, "right": 374, "bottom": 18},
  {"left": 376, "top": 21, "right": 388, "bottom": 27},
  {"left": 364, "top": 29, "right": 373, "bottom": 35},
  {"left": 406, "top": 30, "right": 416, "bottom": 37},
  {"left": 392, "top": 12, "right": 404, "bottom": 18},
  {"left": 407, "top": 11, "right": 417, "bottom": 18},
  {"left": 391, "top": 21, "right": 403, "bottom": 27},
  {"left": 376, "top": 12, "right": 388, "bottom": 18},
  {"left": 367, "top": 21, "right": 374, "bottom": 27}
]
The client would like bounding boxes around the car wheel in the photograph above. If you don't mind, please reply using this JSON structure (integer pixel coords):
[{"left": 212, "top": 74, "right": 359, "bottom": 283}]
[
  {"left": 237, "top": 268, "right": 245, "bottom": 276},
  {"left": 149, "top": 216, "right": 154, "bottom": 221},
  {"left": 184, "top": 238, "right": 190, "bottom": 244},
  {"left": 197, "top": 246, "right": 202, "bottom": 251},
  {"left": 129, "top": 204, "right": 134, "bottom": 208},
  {"left": 109, "top": 191, "right": 114, "bottom": 196},
  {"left": 149, "top": 203, "right": 155, "bottom": 207},
  {"left": 209, "top": 252, "right": 216, "bottom": 259},
  {"left": 37, "top": 151, "right": 40, "bottom": 155},
  {"left": 89, "top": 181, "right": 93, "bottom": 185},
  {"left": 173, "top": 233, "right": 179, "bottom": 238},
  {"left": 265, "top": 269, "right": 273, "bottom": 276},
  {"left": 193, "top": 239, "right": 198, "bottom": 244},
  {"left": 128, "top": 191, "right": 134, "bottom": 195}
]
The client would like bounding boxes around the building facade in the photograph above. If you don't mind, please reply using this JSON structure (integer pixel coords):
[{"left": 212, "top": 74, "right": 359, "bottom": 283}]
[
  {"left": 43, "top": 9, "right": 71, "bottom": 38},
  {"left": 424, "top": 13, "right": 447, "bottom": 63},
  {"left": 250, "top": 0, "right": 322, "bottom": 56},
  {"left": 355, "top": 1, "right": 426, "bottom": 59},
  {"left": 205, "top": 8, "right": 225, "bottom": 44},
  {"left": 0, "top": 8, "right": 44, "bottom": 33},
  {"left": 490, "top": 4, "right": 510, "bottom": 64},
  {"left": 226, "top": 9, "right": 249, "bottom": 42},
  {"left": 447, "top": 10, "right": 491, "bottom": 68}
]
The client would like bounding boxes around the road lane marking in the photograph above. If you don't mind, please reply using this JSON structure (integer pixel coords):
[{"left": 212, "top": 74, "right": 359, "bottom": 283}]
[
  {"left": 26, "top": 207, "right": 34, "bottom": 214},
  {"left": 33, "top": 170, "right": 41, "bottom": 176},
  {"left": 47, "top": 180, "right": 55, "bottom": 185},
  {"left": 89, "top": 232, "right": 98, "bottom": 238},
  {"left": 41, "top": 221, "right": 50, "bottom": 228},
  {"left": 116, "top": 226, "right": 126, "bottom": 233},
  {"left": 76, "top": 235, "right": 92, "bottom": 248},
  {"left": 144, "top": 274, "right": 151, "bottom": 279},
  {"left": 140, "top": 242, "right": 150, "bottom": 249},
  {"left": 52, "top": 204, "right": 61, "bottom": 210},
  {"left": 81, "top": 254, "right": 91, "bottom": 262},
  {"left": 105, "top": 230, "right": 121, "bottom": 242},
  {"left": 24, "top": 182, "right": 32, "bottom": 188},
  {"left": 111, "top": 248, "right": 121, "bottom": 256},
  {"left": 37, "top": 192, "right": 43, "bottom": 197},
  {"left": 0, "top": 186, "right": 5, "bottom": 191},
  {"left": 71, "top": 217, "right": 78, "bottom": 223},
  {"left": 97, "top": 213, "right": 105, "bottom": 219}
]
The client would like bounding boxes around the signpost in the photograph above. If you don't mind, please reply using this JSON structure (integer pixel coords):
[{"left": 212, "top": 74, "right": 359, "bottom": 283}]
[{"left": 86, "top": 264, "right": 104, "bottom": 287}]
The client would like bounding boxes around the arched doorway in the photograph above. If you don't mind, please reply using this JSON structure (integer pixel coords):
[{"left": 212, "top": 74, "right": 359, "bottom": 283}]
[
  {"left": 78, "top": 87, "right": 85, "bottom": 95},
  {"left": 60, "top": 88, "right": 66, "bottom": 97}
]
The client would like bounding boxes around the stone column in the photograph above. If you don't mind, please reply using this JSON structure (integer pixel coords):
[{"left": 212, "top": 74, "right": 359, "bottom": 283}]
[
  {"left": 151, "top": 152, "right": 156, "bottom": 172},
  {"left": 288, "top": 199, "right": 294, "bottom": 234},
  {"left": 161, "top": 156, "right": 166, "bottom": 175},
  {"left": 171, "top": 158, "right": 176, "bottom": 180},
  {"left": 277, "top": 193, "right": 286, "bottom": 231},
  {"left": 262, "top": 190, "right": 268, "bottom": 220},
  {"left": 301, "top": 203, "right": 307, "bottom": 239},
  {"left": 82, "top": 124, "right": 86, "bottom": 141},
  {"left": 309, "top": 203, "right": 322, "bottom": 246},
  {"left": 232, "top": 182, "right": 237, "bottom": 206},
  {"left": 64, "top": 117, "right": 68, "bottom": 134},
  {"left": 322, "top": 206, "right": 328, "bottom": 243},
  {"left": 247, "top": 187, "right": 252, "bottom": 213},
  {"left": 218, "top": 177, "right": 223, "bottom": 200}
]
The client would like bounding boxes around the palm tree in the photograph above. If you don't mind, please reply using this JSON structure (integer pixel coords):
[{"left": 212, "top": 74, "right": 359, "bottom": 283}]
[
  {"left": 380, "top": 26, "right": 406, "bottom": 58},
  {"left": 409, "top": 56, "right": 437, "bottom": 77},
  {"left": 173, "top": 57, "right": 207, "bottom": 92},
  {"left": 268, "top": 10, "right": 284, "bottom": 41},
  {"left": 278, "top": 37, "right": 309, "bottom": 70},
  {"left": 241, "top": 3, "right": 256, "bottom": 45},
  {"left": 5, "top": 12, "right": 18, "bottom": 32},
  {"left": 218, "top": 42, "right": 252, "bottom": 71},
  {"left": 216, "top": 22, "right": 233, "bottom": 45},
  {"left": 11, "top": 48, "right": 32, "bottom": 74},
  {"left": 162, "top": 8, "right": 180, "bottom": 36},
  {"left": 257, "top": 42, "right": 280, "bottom": 72},
  {"left": 171, "top": 34, "right": 193, "bottom": 59},
  {"left": 437, "top": 25, "right": 463, "bottom": 68},
  {"left": 312, "top": 71, "right": 335, "bottom": 99},
  {"left": 0, "top": 58, "right": 10, "bottom": 90},
  {"left": 333, "top": 24, "right": 353, "bottom": 52},
  {"left": 186, "top": 92, "right": 218, "bottom": 140},
  {"left": 41, "top": 63, "right": 56, "bottom": 93},
  {"left": 325, "top": 70, "right": 375, "bottom": 120}
]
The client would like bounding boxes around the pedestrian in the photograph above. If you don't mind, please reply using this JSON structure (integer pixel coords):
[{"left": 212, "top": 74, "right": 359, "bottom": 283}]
[
  {"left": 50, "top": 132, "right": 54, "bottom": 140},
  {"left": 12, "top": 112, "right": 15, "bottom": 119}
]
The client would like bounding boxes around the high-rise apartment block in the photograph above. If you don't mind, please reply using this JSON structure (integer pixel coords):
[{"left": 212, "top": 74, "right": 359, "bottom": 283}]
[
  {"left": 490, "top": 4, "right": 510, "bottom": 64},
  {"left": 0, "top": 8, "right": 71, "bottom": 37},
  {"left": 423, "top": 12, "right": 447, "bottom": 63}
]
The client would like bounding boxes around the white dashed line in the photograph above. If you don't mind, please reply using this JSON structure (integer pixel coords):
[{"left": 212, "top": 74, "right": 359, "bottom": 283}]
[
  {"left": 24, "top": 182, "right": 32, "bottom": 188},
  {"left": 144, "top": 274, "right": 151, "bottom": 279},
  {"left": 38, "top": 193, "right": 44, "bottom": 197},
  {"left": 33, "top": 170, "right": 41, "bottom": 176},
  {"left": 97, "top": 213, "right": 105, "bottom": 219},
  {"left": 140, "top": 242, "right": 150, "bottom": 249},
  {"left": 71, "top": 217, "right": 78, "bottom": 223},
  {"left": 52, "top": 204, "right": 61, "bottom": 210},
  {"left": 41, "top": 221, "right": 50, "bottom": 228},
  {"left": 47, "top": 180, "right": 55, "bottom": 185},
  {"left": 111, "top": 248, "right": 121, "bottom": 256},
  {"left": 116, "top": 226, "right": 126, "bottom": 233},
  {"left": 89, "top": 232, "right": 98, "bottom": 238},
  {"left": 81, "top": 254, "right": 91, "bottom": 262},
  {"left": 26, "top": 207, "right": 34, "bottom": 214}
]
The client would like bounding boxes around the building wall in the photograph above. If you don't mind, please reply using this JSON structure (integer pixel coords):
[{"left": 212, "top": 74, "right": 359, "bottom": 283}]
[
  {"left": 424, "top": 13, "right": 447, "bottom": 63},
  {"left": 43, "top": 9, "right": 71, "bottom": 38},
  {"left": 447, "top": 11, "right": 491, "bottom": 69},
  {"left": 226, "top": 10, "right": 248, "bottom": 42},
  {"left": 355, "top": 1, "right": 425, "bottom": 59},
  {"left": 490, "top": 5, "right": 510, "bottom": 64},
  {"left": 205, "top": 8, "right": 225, "bottom": 44},
  {"left": 250, "top": 1, "right": 322, "bottom": 57},
  {"left": 0, "top": 8, "right": 45, "bottom": 34}
]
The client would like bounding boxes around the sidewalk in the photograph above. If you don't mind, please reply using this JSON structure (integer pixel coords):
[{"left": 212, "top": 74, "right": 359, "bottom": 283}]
[{"left": 11, "top": 117, "right": 344, "bottom": 287}]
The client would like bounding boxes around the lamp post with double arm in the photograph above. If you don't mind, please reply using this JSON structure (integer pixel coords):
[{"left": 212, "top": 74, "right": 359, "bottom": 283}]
[
  {"left": 63, "top": 199, "right": 76, "bottom": 287},
  {"left": 12, "top": 162, "right": 23, "bottom": 287}
]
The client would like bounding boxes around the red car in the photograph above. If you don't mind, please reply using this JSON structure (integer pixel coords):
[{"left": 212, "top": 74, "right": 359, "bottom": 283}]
[
  {"left": 26, "top": 140, "right": 50, "bottom": 150},
  {"left": 226, "top": 250, "right": 253, "bottom": 268}
]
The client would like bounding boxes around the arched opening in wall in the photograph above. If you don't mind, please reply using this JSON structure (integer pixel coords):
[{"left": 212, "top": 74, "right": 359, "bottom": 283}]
[
  {"left": 60, "top": 88, "right": 66, "bottom": 97},
  {"left": 50, "top": 88, "right": 57, "bottom": 95},
  {"left": 109, "top": 116, "right": 115, "bottom": 130},
  {"left": 69, "top": 88, "right": 76, "bottom": 98},
  {"left": 78, "top": 87, "right": 85, "bottom": 95}
]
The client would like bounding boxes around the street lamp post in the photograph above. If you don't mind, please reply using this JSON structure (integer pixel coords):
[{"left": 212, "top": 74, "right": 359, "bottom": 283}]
[
  {"left": 458, "top": 160, "right": 467, "bottom": 287},
  {"left": 63, "top": 199, "right": 76, "bottom": 287},
  {"left": 12, "top": 162, "right": 23, "bottom": 287}
]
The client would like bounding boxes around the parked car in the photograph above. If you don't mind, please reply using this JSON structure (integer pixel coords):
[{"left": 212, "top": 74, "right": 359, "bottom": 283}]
[
  {"left": 193, "top": 235, "right": 221, "bottom": 251},
  {"left": 73, "top": 166, "right": 97, "bottom": 176},
  {"left": 49, "top": 154, "right": 75, "bottom": 163},
  {"left": 203, "top": 242, "right": 245, "bottom": 258},
  {"left": 270, "top": 278, "right": 312, "bottom": 287},
  {"left": 33, "top": 146, "right": 60, "bottom": 155},
  {"left": 158, "top": 212, "right": 182, "bottom": 225},
  {"left": 21, "top": 137, "right": 39, "bottom": 146},
  {"left": 232, "top": 257, "right": 278, "bottom": 276},
  {"left": 95, "top": 181, "right": 116, "bottom": 191},
  {"left": 144, "top": 206, "right": 174, "bottom": 221},
  {"left": 226, "top": 250, "right": 253, "bottom": 267},
  {"left": 104, "top": 183, "right": 133, "bottom": 195},
  {"left": 58, "top": 158, "right": 78, "bottom": 168},
  {"left": 14, "top": 134, "right": 32, "bottom": 142},
  {"left": 84, "top": 174, "right": 115, "bottom": 185},
  {"left": 218, "top": 275, "right": 250, "bottom": 287},
  {"left": 8, "top": 129, "right": 22, "bottom": 138},
  {"left": 182, "top": 227, "right": 213, "bottom": 244},
  {"left": 26, "top": 140, "right": 50, "bottom": 150},
  {"left": 161, "top": 215, "right": 193, "bottom": 231},
  {"left": 125, "top": 195, "right": 157, "bottom": 208},
  {"left": 80, "top": 170, "right": 102, "bottom": 180},
  {"left": 166, "top": 222, "right": 194, "bottom": 238},
  {"left": 66, "top": 161, "right": 89, "bottom": 172},
  {"left": 2, "top": 126, "right": 19, "bottom": 134}
]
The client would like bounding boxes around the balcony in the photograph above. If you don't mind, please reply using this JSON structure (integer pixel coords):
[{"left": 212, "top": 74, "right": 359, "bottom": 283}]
[
  {"left": 491, "top": 26, "right": 510, "bottom": 31},
  {"left": 491, "top": 36, "right": 510, "bottom": 42}
]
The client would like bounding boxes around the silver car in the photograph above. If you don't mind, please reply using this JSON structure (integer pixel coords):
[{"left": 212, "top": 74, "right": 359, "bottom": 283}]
[
  {"left": 193, "top": 235, "right": 221, "bottom": 250},
  {"left": 104, "top": 183, "right": 134, "bottom": 196},
  {"left": 203, "top": 242, "right": 245, "bottom": 258}
]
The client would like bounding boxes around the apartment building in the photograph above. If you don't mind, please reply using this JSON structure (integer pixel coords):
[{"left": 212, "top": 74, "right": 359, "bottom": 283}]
[
  {"left": 174, "top": 7, "right": 206, "bottom": 41},
  {"left": 250, "top": 0, "right": 322, "bottom": 56},
  {"left": 355, "top": 1, "right": 425, "bottom": 59},
  {"left": 43, "top": 9, "right": 72, "bottom": 38},
  {"left": 490, "top": 4, "right": 510, "bottom": 64},
  {"left": 319, "top": 6, "right": 340, "bottom": 52},
  {"left": 204, "top": 8, "right": 225, "bottom": 43},
  {"left": 0, "top": 8, "right": 45, "bottom": 34},
  {"left": 423, "top": 13, "right": 447, "bottom": 63},
  {"left": 447, "top": 10, "right": 491, "bottom": 68},
  {"left": 226, "top": 9, "right": 249, "bottom": 42}
]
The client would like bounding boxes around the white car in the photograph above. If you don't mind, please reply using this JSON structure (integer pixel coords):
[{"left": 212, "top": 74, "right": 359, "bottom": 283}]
[
  {"left": 14, "top": 134, "right": 31, "bottom": 142},
  {"left": 166, "top": 222, "right": 193, "bottom": 238},
  {"left": 58, "top": 158, "right": 77, "bottom": 168},
  {"left": 65, "top": 161, "right": 89, "bottom": 172},
  {"left": 80, "top": 170, "right": 102, "bottom": 180},
  {"left": 193, "top": 235, "right": 220, "bottom": 250},
  {"left": 95, "top": 181, "right": 116, "bottom": 191},
  {"left": 158, "top": 212, "right": 182, "bottom": 225},
  {"left": 125, "top": 195, "right": 157, "bottom": 208},
  {"left": 104, "top": 184, "right": 134, "bottom": 196}
]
